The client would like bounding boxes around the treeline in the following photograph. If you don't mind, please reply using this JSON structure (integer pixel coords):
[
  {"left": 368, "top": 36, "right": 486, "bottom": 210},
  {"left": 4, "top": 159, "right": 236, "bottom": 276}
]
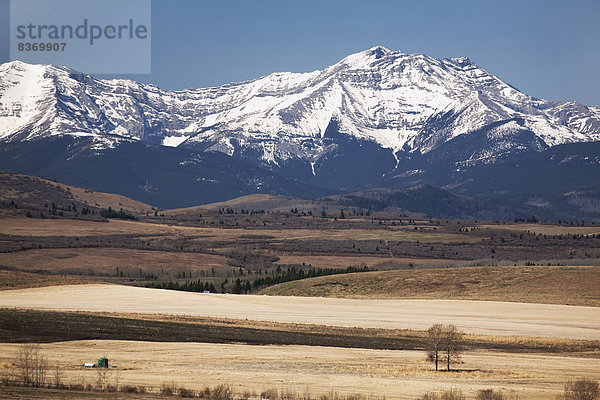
[
  {"left": 144, "top": 280, "right": 217, "bottom": 293},
  {"left": 514, "top": 215, "right": 539, "bottom": 223},
  {"left": 100, "top": 207, "right": 137, "bottom": 220},
  {"left": 219, "top": 208, "right": 267, "bottom": 215},
  {"left": 248, "top": 265, "right": 373, "bottom": 292},
  {"left": 144, "top": 265, "right": 374, "bottom": 294}
]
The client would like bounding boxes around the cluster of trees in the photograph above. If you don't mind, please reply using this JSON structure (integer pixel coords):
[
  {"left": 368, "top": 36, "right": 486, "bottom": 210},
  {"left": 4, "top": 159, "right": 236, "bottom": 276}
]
[
  {"left": 80, "top": 207, "right": 94, "bottom": 215},
  {"left": 289, "top": 208, "right": 313, "bottom": 216},
  {"left": 144, "top": 279, "right": 217, "bottom": 293},
  {"left": 14, "top": 344, "right": 47, "bottom": 387},
  {"left": 218, "top": 208, "right": 267, "bottom": 215},
  {"left": 513, "top": 215, "right": 539, "bottom": 223},
  {"left": 425, "top": 324, "right": 463, "bottom": 371},
  {"left": 249, "top": 265, "right": 372, "bottom": 291},
  {"left": 99, "top": 207, "right": 137, "bottom": 220},
  {"left": 143, "top": 266, "right": 373, "bottom": 295}
]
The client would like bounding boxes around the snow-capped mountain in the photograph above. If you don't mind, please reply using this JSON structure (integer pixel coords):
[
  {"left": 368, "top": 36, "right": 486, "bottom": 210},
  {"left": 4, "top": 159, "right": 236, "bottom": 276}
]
[{"left": 1, "top": 46, "right": 599, "bottom": 175}]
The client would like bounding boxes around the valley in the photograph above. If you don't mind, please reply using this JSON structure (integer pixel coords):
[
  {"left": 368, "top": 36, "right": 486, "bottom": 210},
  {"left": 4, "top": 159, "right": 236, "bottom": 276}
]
[{"left": 1, "top": 178, "right": 599, "bottom": 399}]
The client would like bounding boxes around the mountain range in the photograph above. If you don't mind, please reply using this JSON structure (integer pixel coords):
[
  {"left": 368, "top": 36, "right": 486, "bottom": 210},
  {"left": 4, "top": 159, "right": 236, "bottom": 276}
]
[{"left": 1, "top": 46, "right": 599, "bottom": 219}]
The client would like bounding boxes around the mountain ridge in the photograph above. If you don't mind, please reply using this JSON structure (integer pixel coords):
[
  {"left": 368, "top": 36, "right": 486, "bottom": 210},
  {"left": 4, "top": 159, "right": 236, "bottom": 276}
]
[
  {"left": 2, "top": 47, "right": 599, "bottom": 173},
  {"left": 1, "top": 47, "right": 599, "bottom": 217}
]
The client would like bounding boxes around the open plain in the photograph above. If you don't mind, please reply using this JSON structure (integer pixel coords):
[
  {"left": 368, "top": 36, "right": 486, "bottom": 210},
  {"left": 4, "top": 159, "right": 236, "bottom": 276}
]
[
  {"left": 1, "top": 340, "right": 599, "bottom": 400},
  {"left": 1, "top": 195, "right": 600, "bottom": 399}
]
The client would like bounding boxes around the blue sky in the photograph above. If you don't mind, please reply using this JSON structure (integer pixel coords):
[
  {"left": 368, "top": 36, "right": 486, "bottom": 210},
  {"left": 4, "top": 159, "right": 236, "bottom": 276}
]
[{"left": 2, "top": 0, "right": 599, "bottom": 105}]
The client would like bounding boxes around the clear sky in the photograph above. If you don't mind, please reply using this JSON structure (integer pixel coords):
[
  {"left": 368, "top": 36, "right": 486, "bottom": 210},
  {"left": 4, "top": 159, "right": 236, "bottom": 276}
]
[{"left": 2, "top": 0, "right": 599, "bottom": 105}]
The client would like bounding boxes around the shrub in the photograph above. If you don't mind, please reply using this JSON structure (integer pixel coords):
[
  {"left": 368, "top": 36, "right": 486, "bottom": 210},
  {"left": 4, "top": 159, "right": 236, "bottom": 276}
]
[
  {"left": 179, "top": 387, "right": 196, "bottom": 398},
  {"left": 241, "top": 390, "right": 254, "bottom": 400},
  {"left": 261, "top": 388, "right": 279, "bottom": 400},
  {"left": 419, "top": 393, "right": 439, "bottom": 400},
  {"left": 564, "top": 379, "right": 600, "bottom": 400},
  {"left": 68, "top": 382, "right": 84, "bottom": 391},
  {"left": 120, "top": 384, "right": 139, "bottom": 393},
  {"left": 440, "top": 389, "right": 466, "bottom": 400},
  {"left": 212, "top": 384, "right": 233, "bottom": 400},
  {"left": 200, "top": 386, "right": 211, "bottom": 398},
  {"left": 161, "top": 383, "right": 174, "bottom": 396},
  {"left": 345, "top": 395, "right": 367, "bottom": 400},
  {"left": 281, "top": 389, "right": 300, "bottom": 400},
  {"left": 476, "top": 389, "right": 505, "bottom": 400}
]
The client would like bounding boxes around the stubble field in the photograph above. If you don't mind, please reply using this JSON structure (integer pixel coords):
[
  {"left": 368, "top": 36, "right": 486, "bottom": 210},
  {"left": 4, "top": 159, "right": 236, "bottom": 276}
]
[
  {"left": 1, "top": 284, "right": 599, "bottom": 340},
  {"left": 1, "top": 340, "right": 599, "bottom": 400}
]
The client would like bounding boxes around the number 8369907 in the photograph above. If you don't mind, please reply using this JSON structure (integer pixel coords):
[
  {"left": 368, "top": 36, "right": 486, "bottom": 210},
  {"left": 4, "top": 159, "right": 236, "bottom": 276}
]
[{"left": 17, "top": 42, "right": 67, "bottom": 51}]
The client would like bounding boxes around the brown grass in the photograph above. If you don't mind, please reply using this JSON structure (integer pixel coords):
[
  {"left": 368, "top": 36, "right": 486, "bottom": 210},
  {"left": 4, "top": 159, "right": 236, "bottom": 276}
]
[
  {"left": 166, "top": 193, "right": 317, "bottom": 214},
  {"left": 276, "top": 255, "right": 451, "bottom": 269},
  {"left": 0, "top": 247, "right": 229, "bottom": 277},
  {"left": 0, "top": 217, "right": 196, "bottom": 237},
  {"left": 0, "top": 171, "right": 155, "bottom": 214},
  {"left": 66, "top": 187, "right": 154, "bottom": 215},
  {"left": 478, "top": 223, "right": 600, "bottom": 236},
  {"left": 0, "top": 215, "right": 478, "bottom": 243},
  {"left": 260, "top": 265, "right": 600, "bottom": 306},
  {"left": 0, "top": 270, "right": 89, "bottom": 290}
]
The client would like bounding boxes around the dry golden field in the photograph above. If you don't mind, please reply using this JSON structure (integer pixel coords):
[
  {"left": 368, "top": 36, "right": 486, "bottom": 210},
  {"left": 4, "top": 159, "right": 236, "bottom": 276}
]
[
  {"left": 0, "top": 340, "right": 598, "bottom": 400},
  {"left": 1, "top": 284, "right": 599, "bottom": 340}
]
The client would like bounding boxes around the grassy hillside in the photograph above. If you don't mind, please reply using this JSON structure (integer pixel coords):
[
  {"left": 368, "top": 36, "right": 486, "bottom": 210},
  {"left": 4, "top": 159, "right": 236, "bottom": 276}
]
[
  {"left": 0, "top": 270, "right": 88, "bottom": 290},
  {"left": 0, "top": 171, "right": 155, "bottom": 214},
  {"left": 166, "top": 193, "right": 320, "bottom": 214},
  {"left": 259, "top": 265, "right": 600, "bottom": 306}
]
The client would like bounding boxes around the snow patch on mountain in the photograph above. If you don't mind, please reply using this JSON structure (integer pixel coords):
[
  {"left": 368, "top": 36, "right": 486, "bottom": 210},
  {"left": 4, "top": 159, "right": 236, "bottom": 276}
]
[{"left": 162, "top": 135, "right": 189, "bottom": 147}]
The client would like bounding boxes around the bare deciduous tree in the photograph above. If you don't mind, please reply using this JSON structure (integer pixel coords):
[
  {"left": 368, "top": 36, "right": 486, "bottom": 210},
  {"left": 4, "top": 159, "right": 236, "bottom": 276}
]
[
  {"left": 96, "top": 367, "right": 112, "bottom": 392},
  {"left": 113, "top": 368, "right": 122, "bottom": 391},
  {"left": 15, "top": 344, "right": 47, "bottom": 387},
  {"left": 426, "top": 324, "right": 463, "bottom": 371},
  {"left": 53, "top": 366, "right": 62, "bottom": 388},
  {"left": 443, "top": 324, "right": 463, "bottom": 371},
  {"left": 426, "top": 324, "right": 444, "bottom": 371}
]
